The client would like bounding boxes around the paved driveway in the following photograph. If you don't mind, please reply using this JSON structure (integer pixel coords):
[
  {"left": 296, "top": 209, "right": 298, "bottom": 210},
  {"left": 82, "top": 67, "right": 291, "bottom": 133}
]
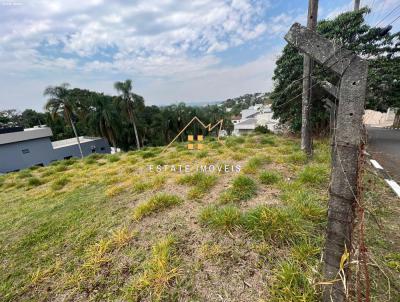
[{"left": 367, "top": 127, "right": 400, "bottom": 182}]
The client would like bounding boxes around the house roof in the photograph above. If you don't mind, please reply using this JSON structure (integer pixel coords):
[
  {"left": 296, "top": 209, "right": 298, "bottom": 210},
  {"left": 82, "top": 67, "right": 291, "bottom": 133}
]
[
  {"left": 234, "top": 118, "right": 257, "bottom": 130},
  {"left": 236, "top": 118, "right": 257, "bottom": 125},
  {"left": 0, "top": 127, "right": 53, "bottom": 145},
  {"left": 52, "top": 136, "right": 102, "bottom": 149}
]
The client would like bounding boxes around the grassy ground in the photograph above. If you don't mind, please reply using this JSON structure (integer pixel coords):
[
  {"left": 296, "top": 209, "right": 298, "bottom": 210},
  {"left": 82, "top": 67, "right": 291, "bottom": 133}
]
[{"left": 0, "top": 133, "right": 398, "bottom": 301}]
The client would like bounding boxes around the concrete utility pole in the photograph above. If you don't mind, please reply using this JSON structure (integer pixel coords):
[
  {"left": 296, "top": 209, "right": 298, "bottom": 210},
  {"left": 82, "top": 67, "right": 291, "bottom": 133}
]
[
  {"left": 285, "top": 23, "right": 368, "bottom": 302},
  {"left": 354, "top": 0, "right": 361, "bottom": 11},
  {"left": 301, "top": 0, "right": 319, "bottom": 156}
]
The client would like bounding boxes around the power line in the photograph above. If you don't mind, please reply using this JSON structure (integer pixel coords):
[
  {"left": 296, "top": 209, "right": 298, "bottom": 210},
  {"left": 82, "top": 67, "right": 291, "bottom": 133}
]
[
  {"left": 387, "top": 13, "right": 400, "bottom": 26},
  {"left": 375, "top": 3, "right": 400, "bottom": 27},
  {"left": 274, "top": 45, "right": 351, "bottom": 109}
]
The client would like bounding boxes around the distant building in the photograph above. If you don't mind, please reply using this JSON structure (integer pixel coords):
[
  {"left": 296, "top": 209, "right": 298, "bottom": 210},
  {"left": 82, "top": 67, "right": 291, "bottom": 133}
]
[
  {"left": 231, "top": 115, "right": 242, "bottom": 124},
  {"left": 233, "top": 105, "right": 279, "bottom": 135},
  {"left": 363, "top": 108, "right": 396, "bottom": 127},
  {"left": 0, "top": 126, "right": 111, "bottom": 173}
]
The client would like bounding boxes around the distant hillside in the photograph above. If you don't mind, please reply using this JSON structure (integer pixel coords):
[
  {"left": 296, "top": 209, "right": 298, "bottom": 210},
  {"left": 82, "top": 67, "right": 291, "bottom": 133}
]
[{"left": 219, "top": 92, "right": 271, "bottom": 115}]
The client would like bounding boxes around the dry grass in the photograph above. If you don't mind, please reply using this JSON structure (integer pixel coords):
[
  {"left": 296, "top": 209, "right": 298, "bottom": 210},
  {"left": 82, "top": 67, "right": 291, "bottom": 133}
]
[
  {"left": 133, "top": 193, "right": 183, "bottom": 220},
  {"left": 0, "top": 133, "right": 396, "bottom": 302}
]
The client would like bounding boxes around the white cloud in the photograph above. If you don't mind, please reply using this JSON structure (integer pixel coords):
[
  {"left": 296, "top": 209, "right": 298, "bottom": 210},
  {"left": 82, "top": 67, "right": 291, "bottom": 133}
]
[{"left": 1, "top": 0, "right": 312, "bottom": 110}]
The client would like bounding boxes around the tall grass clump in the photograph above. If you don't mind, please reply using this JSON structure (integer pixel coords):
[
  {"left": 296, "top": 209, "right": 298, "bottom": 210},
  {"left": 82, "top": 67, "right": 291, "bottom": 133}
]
[
  {"left": 219, "top": 175, "right": 257, "bottom": 203},
  {"left": 224, "top": 136, "right": 245, "bottom": 148},
  {"left": 287, "top": 151, "right": 308, "bottom": 164},
  {"left": 242, "top": 155, "right": 272, "bottom": 174},
  {"left": 107, "top": 154, "right": 120, "bottom": 163},
  {"left": 297, "top": 164, "right": 329, "bottom": 186},
  {"left": 269, "top": 261, "right": 319, "bottom": 301},
  {"left": 241, "top": 206, "right": 312, "bottom": 243},
  {"left": 260, "top": 136, "right": 276, "bottom": 146},
  {"left": 17, "top": 170, "right": 32, "bottom": 179},
  {"left": 27, "top": 177, "right": 42, "bottom": 187},
  {"left": 141, "top": 151, "right": 156, "bottom": 159},
  {"left": 133, "top": 194, "right": 183, "bottom": 220},
  {"left": 279, "top": 182, "right": 327, "bottom": 224},
  {"left": 51, "top": 176, "right": 70, "bottom": 190},
  {"left": 53, "top": 165, "right": 68, "bottom": 173},
  {"left": 177, "top": 172, "right": 217, "bottom": 199},
  {"left": 126, "top": 236, "right": 180, "bottom": 301},
  {"left": 200, "top": 205, "right": 242, "bottom": 230},
  {"left": 259, "top": 171, "right": 282, "bottom": 185}
]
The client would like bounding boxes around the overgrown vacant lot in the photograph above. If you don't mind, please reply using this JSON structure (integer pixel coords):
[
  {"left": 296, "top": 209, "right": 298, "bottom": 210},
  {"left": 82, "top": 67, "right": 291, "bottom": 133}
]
[{"left": 0, "top": 133, "right": 399, "bottom": 301}]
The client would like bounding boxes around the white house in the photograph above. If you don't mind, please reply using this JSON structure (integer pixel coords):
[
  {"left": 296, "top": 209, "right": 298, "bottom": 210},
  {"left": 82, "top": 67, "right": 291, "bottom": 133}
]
[{"left": 232, "top": 105, "right": 279, "bottom": 135}]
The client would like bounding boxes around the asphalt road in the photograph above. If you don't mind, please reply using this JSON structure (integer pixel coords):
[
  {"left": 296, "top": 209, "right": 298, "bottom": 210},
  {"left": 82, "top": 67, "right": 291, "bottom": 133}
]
[{"left": 367, "top": 127, "right": 400, "bottom": 182}]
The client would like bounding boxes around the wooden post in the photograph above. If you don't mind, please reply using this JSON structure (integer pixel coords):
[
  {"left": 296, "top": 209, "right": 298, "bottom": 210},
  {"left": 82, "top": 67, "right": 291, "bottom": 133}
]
[
  {"left": 301, "top": 0, "right": 319, "bottom": 156},
  {"left": 285, "top": 23, "right": 368, "bottom": 302}
]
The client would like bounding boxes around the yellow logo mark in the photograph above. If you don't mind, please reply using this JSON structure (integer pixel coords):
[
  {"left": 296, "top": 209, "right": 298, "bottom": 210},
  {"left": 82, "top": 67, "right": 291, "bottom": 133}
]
[
  {"left": 162, "top": 117, "right": 223, "bottom": 153},
  {"left": 188, "top": 134, "right": 204, "bottom": 150}
]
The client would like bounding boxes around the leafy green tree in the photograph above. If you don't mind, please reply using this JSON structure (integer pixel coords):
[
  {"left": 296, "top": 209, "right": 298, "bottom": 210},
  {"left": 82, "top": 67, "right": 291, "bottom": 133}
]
[
  {"left": 44, "top": 83, "right": 84, "bottom": 158},
  {"left": 20, "top": 109, "right": 46, "bottom": 128},
  {"left": 88, "top": 94, "right": 120, "bottom": 149}
]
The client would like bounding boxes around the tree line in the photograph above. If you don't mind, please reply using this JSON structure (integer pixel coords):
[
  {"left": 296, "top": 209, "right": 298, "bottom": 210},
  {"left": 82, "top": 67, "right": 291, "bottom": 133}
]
[{"left": 0, "top": 80, "right": 233, "bottom": 151}]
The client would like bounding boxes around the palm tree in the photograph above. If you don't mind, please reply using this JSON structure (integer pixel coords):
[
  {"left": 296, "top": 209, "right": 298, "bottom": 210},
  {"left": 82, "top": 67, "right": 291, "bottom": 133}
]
[
  {"left": 114, "top": 79, "right": 141, "bottom": 150},
  {"left": 44, "top": 83, "right": 84, "bottom": 158},
  {"left": 88, "top": 94, "right": 119, "bottom": 150}
]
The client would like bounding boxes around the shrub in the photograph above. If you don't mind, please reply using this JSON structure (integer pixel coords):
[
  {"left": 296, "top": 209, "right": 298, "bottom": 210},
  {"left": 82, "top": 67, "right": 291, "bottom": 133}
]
[
  {"left": 133, "top": 194, "right": 183, "bottom": 220},
  {"left": 259, "top": 171, "right": 282, "bottom": 185},
  {"left": 219, "top": 175, "right": 257, "bottom": 203},
  {"left": 255, "top": 125, "right": 271, "bottom": 134}
]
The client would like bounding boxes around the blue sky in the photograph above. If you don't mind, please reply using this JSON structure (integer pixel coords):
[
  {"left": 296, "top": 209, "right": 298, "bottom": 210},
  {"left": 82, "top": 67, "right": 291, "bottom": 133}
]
[{"left": 0, "top": 0, "right": 399, "bottom": 111}]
